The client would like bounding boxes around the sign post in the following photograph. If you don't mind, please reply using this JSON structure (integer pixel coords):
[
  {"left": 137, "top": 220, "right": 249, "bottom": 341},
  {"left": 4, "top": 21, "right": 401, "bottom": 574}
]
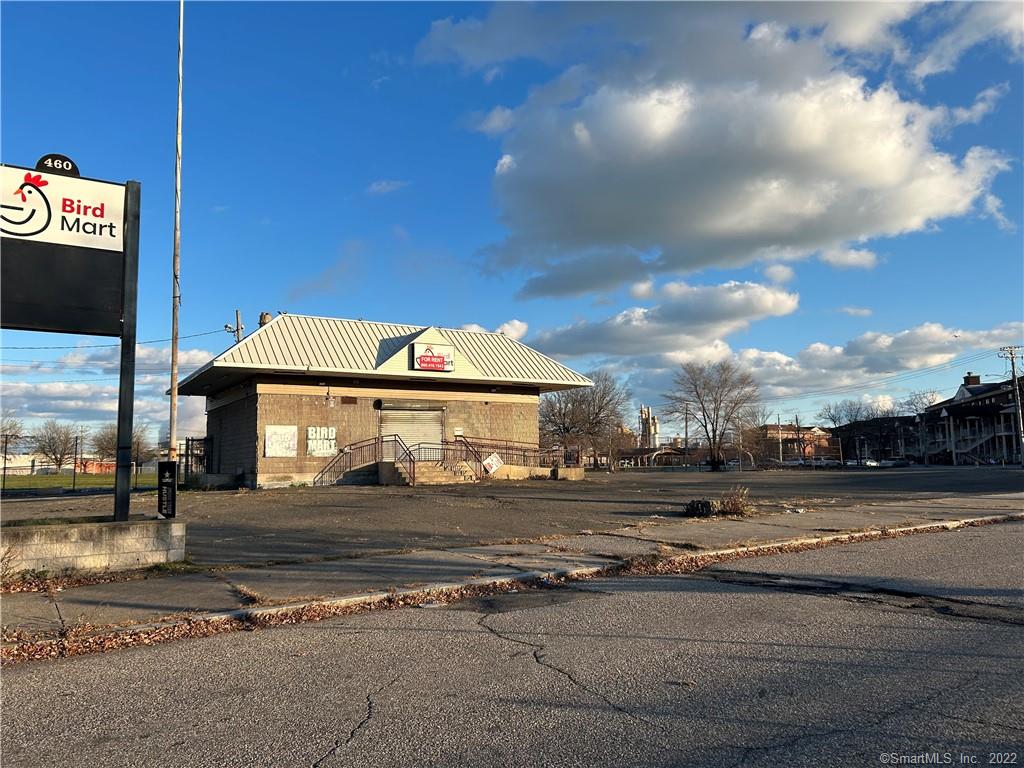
[
  {"left": 1, "top": 159, "right": 140, "bottom": 521},
  {"left": 157, "top": 460, "right": 177, "bottom": 518}
]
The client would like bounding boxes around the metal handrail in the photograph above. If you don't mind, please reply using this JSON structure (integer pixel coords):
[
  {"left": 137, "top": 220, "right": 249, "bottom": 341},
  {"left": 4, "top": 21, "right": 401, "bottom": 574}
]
[
  {"left": 393, "top": 435, "right": 416, "bottom": 486},
  {"left": 456, "top": 436, "right": 570, "bottom": 468},
  {"left": 312, "top": 435, "right": 386, "bottom": 486}
]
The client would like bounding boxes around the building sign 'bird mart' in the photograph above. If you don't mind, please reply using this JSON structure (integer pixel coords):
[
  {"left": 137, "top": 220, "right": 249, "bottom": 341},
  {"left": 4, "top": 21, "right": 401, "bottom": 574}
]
[{"left": 1, "top": 165, "right": 124, "bottom": 251}]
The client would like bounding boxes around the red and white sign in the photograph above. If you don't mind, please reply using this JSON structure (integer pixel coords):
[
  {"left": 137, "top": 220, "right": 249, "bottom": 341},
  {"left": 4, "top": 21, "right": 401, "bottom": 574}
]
[
  {"left": 482, "top": 452, "right": 504, "bottom": 474},
  {"left": 1, "top": 165, "right": 124, "bottom": 252},
  {"left": 412, "top": 342, "right": 454, "bottom": 372}
]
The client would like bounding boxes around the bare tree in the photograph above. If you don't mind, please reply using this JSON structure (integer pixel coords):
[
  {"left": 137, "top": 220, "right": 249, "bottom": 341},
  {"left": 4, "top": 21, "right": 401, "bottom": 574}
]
[
  {"left": 900, "top": 390, "right": 940, "bottom": 415},
  {"left": 33, "top": 419, "right": 80, "bottom": 471},
  {"left": 91, "top": 423, "right": 158, "bottom": 465},
  {"left": 91, "top": 423, "right": 119, "bottom": 462},
  {"left": 1, "top": 409, "right": 24, "bottom": 455},
  {"left": 664, "top": 360, "right": 760, "bottom": 470},
  {"left": 816, "top": 401, "right": 845, "bottom": 430},
  {"left": 540, "top": 369, "right": 631, "bottom": 466}
]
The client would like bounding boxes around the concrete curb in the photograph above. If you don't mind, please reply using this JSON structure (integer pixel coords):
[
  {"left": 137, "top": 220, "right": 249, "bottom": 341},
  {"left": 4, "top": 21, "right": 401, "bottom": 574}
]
[{"left": 3, "top": 511, "right": 1021, "bottom": 662}]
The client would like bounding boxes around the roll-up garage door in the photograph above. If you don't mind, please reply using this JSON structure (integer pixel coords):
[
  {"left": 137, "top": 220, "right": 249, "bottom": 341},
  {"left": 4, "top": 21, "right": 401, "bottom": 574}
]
[{"left": 380, "top": 410, "right": 443, "bottom": 451}]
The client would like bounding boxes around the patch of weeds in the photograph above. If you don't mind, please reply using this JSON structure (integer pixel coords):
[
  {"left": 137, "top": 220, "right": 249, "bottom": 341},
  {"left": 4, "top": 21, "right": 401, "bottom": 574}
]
[{"left": 717, "top": 486, "right": 753, "bottom": 517}]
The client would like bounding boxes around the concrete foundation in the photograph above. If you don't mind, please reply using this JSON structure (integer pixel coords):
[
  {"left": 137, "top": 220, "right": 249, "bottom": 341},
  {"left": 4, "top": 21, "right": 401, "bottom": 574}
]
[{"left": 1, "top": 517, "right": 186, "bottom": 575}]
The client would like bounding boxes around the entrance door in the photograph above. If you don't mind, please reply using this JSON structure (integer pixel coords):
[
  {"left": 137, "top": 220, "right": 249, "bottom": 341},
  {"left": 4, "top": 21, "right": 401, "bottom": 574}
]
[{"left": 380, "top": 409, "right": 444, "bottom": 455}]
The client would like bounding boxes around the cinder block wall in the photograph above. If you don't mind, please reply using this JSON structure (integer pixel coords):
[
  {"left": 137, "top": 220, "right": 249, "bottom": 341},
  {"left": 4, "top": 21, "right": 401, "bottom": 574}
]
[
  {"left": 257, "top": 393, "right": 379, "bottom": 480},
  {"left": 444, "top": 401, "right": 539, "bottom": 444},
  {"left": 2, "top": 519, "right": 186, "bottom": 574},
  {"left": 207, "top": 392, "right": 258, "bottom": 484}
]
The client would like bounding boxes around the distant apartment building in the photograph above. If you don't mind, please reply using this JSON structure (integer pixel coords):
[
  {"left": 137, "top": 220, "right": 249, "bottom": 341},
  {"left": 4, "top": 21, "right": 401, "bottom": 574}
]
[
  {"left": 757, "top": 423, "right": 834, "bottom": 461},
  {"left": 921, "top": 372, "right": 1022, "bottom": 464}
]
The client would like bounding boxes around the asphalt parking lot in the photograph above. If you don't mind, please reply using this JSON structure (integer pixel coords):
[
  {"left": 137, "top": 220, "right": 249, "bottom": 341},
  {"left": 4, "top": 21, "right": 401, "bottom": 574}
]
[{"left": 3, "top": 466, "right": 1019, "bottom": 566}]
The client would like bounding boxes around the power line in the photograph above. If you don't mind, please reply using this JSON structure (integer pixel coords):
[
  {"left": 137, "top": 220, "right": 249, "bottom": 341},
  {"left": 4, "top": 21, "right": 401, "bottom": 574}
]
[{"left": 0, "top": 329, "right": 223, "bottom": 351}]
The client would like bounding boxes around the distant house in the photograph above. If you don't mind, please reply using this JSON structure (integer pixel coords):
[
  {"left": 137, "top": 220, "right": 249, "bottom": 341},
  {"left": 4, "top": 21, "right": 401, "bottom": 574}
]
[
  {"left": 921, "top": 372, "right": 1022, "bottom": 464},
  {"left": 831, "top": 416, "right": 918, "bottom": 463},
  {"left": 758, "top": 423, "right": 833, "bottom": 461}
]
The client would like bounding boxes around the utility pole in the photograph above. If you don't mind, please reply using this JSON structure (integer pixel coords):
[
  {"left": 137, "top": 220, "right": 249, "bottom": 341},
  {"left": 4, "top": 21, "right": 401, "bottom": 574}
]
[
  {"left": 225, "top": 309, "right": 243, "bottom": 343},
  {"left": 777, "top": 413, "right": 783, "bottom": 463},
  {"left": 998, "top": 345, "right": 1024, "bottom": 466},
  {"left": 168, "top": 0, "right": 184, "bottom": 462}
]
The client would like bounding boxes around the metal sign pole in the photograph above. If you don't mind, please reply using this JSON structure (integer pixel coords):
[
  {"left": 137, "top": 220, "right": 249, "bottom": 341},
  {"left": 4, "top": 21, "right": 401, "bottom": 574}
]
[{"left": 114, "top": 182, "right": 141, "bottom": 521}]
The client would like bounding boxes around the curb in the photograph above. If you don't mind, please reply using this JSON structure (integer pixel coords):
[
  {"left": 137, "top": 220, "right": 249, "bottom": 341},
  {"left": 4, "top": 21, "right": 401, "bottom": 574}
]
[{"left": 3, "top": 512, "right": 1021, "bottom": 664}]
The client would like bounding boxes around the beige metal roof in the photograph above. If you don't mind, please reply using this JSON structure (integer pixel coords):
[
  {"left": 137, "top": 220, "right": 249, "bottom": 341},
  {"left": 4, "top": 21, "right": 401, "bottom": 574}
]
[{"left": 177, "top": 313, "right": 592, "bottom": 395}]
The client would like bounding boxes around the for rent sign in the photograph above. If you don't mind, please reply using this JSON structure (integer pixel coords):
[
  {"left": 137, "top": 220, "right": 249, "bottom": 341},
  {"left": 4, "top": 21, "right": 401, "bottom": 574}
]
[{"left": 412, "top": 343, "right": 455, "bottom": 372}]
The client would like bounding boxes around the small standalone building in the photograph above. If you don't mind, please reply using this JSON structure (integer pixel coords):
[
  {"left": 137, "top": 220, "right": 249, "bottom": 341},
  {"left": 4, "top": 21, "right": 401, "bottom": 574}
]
[{"left": 177, "top": 314, "right": 591, "bottom": 487}]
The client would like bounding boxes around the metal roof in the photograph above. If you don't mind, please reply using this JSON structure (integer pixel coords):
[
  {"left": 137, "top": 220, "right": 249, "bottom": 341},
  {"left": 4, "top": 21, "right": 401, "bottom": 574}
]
[{"left": 177, "top": 313, "right": 592, "bottom": 395}]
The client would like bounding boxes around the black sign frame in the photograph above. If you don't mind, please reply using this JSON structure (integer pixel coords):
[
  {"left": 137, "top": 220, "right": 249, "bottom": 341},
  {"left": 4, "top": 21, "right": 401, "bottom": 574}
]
[{"left": 0, "top": 160, "right": 140, "bottom": 521}]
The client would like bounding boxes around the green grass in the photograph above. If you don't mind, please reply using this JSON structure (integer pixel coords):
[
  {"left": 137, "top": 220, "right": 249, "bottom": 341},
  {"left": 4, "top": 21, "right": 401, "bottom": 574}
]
[{"left": 0, "top": 472, "right": 158, "bottom": 491}]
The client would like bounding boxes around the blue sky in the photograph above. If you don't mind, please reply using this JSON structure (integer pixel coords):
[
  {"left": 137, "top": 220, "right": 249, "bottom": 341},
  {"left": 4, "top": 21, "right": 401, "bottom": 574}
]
[{"left": 2, "top": 2, "right": 1022, "bottom": 437}]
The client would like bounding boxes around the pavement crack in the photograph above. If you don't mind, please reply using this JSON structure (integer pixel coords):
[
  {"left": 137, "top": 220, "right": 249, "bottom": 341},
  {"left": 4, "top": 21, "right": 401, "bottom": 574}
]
[
  {"left": 692, "top": 570, "right": 1024, "bottom": 627},
  {"left": 476, "top": 613, "right": 665, "bottom": 732},
  {"left": 311, "top": 675, "right": 399, "bottom": 766}
]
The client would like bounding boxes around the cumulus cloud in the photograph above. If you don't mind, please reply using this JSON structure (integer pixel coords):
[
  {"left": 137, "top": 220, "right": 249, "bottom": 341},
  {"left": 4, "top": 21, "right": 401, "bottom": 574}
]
[
  {"left": 0, "top": 345, "right": 216, "bottom": 437},
  {"left": 819, "top": 247, "right": 878, "bottom": 270},
  {"left": 630, "top": 279, "right": 654, "bottom": 299},
  {"left": 367, "top": 179, "right": 411, "bottom": 195},
  {"left": 516, "top": 251, "right": 652, "bottom": 299},
  {"left": 419, "top": 4, "right": 1014, "bottom": 296},
  {"left": 460, "top": 319, "right": 529, "bottom": 340},
  {"left": 532, "top": 281, "right": 798, "bottom": 357},
  {"left": 763, "top": 264, "right": 795, "bottom": 284},
  {"left": 474, "top": 106, "right": 514, "bottom": 136}
]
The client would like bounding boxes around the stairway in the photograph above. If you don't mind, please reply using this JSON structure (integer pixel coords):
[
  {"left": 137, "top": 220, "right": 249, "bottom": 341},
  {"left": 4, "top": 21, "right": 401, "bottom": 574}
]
[{"left": 393, "top": 460, "right": 477, "bottom": 486}]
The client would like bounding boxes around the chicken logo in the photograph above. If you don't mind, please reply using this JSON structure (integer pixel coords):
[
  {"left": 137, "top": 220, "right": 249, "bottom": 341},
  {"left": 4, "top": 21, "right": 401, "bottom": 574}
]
[
  {"left": 1, "top": 172, "right": 52, "bottom": 237},
  {"left": 414, "top": 344, "right": 454, "bottom": 371}
]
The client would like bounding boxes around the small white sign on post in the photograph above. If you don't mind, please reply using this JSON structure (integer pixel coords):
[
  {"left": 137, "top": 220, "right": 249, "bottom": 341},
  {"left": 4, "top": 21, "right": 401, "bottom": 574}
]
[
  {"left": 265, "top": 425, "right": 297, "bottom": 457},
  {"left": 482, "top": 452, "right": 504, "bottom": 474}
]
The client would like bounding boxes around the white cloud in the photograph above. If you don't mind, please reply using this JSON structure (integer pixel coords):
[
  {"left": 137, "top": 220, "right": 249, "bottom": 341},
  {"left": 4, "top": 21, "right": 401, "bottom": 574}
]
[
  {"left": 367, "top": 179, "right": 411, "bottom": 195},
  {"left": 494, "top": 154, "right": 516, "bottom": 175},
  {"left": 952, "top": 83, "right": 1010, "bottom": 125},
  {"left": 532, "top": 280, "right": 798, "bottom": 357},
  {"left": 495, "top": 319, "right": 529, "bottom": 340},
  {"left": 840, "top": 306, "right": 873, "bottom": 317},
  {"left": 763, "top": 264, "right": 795, "bottom": 284},
  {"left": 460, "top": 319, "right": 529, "bottom": 340},
  {"left": 630, "top": 279, "right": 654, "bottom": 299},
  {"left": 913, "top": 2, "right": 1023, "bottom": 81},
  {"left": 419, "top": 4, "right": 1013, "bottom": 296},
  {"left": 475, "top": 106, "right": 514, "bottom": 136},
  {"left": 819, "top": 247, "right": 878, "bottom": 270}
]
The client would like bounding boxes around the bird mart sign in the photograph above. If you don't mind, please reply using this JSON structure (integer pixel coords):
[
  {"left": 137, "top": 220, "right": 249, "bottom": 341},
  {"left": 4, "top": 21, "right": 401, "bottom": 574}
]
[
  {"left": 0, "top": 160, "right": 136, "bottom": 337},
  {"left": 1, "top": 165, "right": 125, "bottom": 251},
  {"left": 412, "top": 343, "right": 455, "bottom": 372}
]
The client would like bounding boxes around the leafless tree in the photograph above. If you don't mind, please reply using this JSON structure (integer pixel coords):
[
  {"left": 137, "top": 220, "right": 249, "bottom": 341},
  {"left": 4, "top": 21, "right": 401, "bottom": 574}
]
[
  {"left": 900, "top": 390, "right": 940, "bottom": 415},
  {"left": 540, "top": 369, "right": 631, "bottom": 466},
  {"left": 33, "top": 419, "right": 81, "bottom": 471},
  {"left": 91, "top": 423, "right": 158, "bottom": 465},
  {"left": 1, "top": 409, "right": 24, "bottom": 452},
  {"left": 816, "top": 401, "right": 845, "bottom": 429},
  {"left": 664, "top": 360, "right": 760, "bottom": 470}
]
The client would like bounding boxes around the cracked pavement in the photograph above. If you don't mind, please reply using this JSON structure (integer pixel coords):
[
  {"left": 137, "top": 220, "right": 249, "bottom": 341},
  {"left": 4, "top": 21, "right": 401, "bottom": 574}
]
[{"left": 2, "top": 521, "right": 1022, "bottom": 767}]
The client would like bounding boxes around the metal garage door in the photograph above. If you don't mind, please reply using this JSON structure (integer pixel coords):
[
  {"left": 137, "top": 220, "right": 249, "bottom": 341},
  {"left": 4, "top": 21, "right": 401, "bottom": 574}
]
[{"left": 380, "top": 409, "right": 443, "bottom": 454}]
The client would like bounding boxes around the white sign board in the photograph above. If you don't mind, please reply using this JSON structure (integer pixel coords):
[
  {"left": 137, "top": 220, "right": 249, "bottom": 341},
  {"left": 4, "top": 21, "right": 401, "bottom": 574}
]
[
  {"left": 265, "top": 425, "right": 298, "bottom": 457},
  {"left": 482, "top": 452, "right": 504, "bottom": 474},
  {"left": 412, "top": 342, "right": 454, "bottom": 372},
  {"left": 307, "top": 426, "right": 338, "bottom": 457},
  {"left": 0, "top": 165, "right": 125, "bottom": 252}
]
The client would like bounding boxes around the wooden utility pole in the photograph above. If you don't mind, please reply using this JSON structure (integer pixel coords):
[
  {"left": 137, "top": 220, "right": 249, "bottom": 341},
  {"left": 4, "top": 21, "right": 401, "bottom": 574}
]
[
  {"left": 998, "top": 346, "right": 1024, "bottom": 466},
  {"left": 234, "top": 309, "right": 243, "bottom": 343}
]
